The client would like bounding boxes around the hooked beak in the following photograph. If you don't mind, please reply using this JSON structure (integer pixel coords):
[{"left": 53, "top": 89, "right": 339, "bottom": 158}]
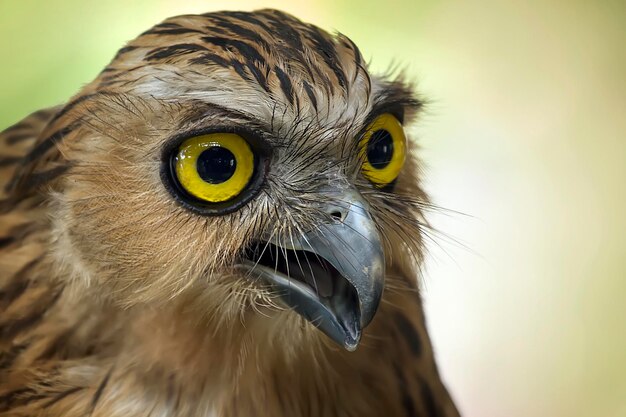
[{"left": 237, "top": 188, "right": 385, "bottom": 351}]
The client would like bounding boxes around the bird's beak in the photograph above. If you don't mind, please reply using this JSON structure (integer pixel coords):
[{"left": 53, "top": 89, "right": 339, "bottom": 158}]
[{"left": 238, "top": 187, "right": 385, "bottom": 351}]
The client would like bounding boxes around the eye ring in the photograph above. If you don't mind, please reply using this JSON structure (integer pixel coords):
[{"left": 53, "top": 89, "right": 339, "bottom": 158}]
[
  {"left": 161, "top": 131, "right": 268, "bottom": 216},
  {"left": 359, "top": 113, "right": 406, "bottom": 187},
  {"left": 174, "top": 133, "right": 254, "bottom": 203}
]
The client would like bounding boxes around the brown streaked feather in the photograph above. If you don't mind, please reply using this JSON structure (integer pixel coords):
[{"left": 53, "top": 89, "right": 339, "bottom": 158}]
[{"left": 0, "top": 107, "right": 60, "bottom": 196}]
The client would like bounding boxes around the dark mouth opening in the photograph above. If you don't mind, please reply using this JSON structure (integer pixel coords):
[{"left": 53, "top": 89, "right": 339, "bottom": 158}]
[{"left": 242, "top": 241, "right": 360, "bottom": 319}]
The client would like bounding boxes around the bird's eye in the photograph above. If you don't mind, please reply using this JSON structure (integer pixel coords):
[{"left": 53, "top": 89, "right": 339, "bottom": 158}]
[
  {"left": 359, "top": 113, "right": 406, "bottom": 187},
  {"left": 165, "top": 132, "right": 264, "bottom": 214}
]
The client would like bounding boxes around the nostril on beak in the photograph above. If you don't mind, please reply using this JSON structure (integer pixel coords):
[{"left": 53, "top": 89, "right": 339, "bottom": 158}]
[{"left": 330, "top": 211, "right": 343, "bottom": 221}]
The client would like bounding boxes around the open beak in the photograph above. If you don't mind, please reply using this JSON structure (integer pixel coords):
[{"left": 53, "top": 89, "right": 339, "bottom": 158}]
[{"left": 237, "top": 187, "right": 385, "bottom": 351}]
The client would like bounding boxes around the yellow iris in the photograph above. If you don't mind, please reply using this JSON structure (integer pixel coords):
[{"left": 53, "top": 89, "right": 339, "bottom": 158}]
[
  {"left": 360, "top": 113, "right": 406, "bottom": 186},
  {"left": 174, "top": 133, "right": 255, "bottom": 203}
]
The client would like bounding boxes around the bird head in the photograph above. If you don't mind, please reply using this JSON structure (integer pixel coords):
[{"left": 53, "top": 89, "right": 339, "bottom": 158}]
[{"left": 14, "top": 10, "right": 427, "bottom": 351}]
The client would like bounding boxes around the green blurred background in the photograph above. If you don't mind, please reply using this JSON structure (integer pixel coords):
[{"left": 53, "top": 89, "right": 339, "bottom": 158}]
[{"left": 1, "top": 1, "right": 624, "bottom": 415}]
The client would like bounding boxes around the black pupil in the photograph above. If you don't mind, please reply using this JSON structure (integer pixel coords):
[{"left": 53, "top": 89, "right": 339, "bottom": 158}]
[
  {"left": 366, "top": 129, "right": 394, "bottom": 169},
  {"left": 196, "top": 146, "right": 237, "bottom": 184}
]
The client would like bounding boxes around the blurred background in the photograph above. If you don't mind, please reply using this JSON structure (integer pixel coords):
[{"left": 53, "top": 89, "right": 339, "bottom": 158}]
[{"left": 1, "top": 1, "right": 624, "bottom": 415}]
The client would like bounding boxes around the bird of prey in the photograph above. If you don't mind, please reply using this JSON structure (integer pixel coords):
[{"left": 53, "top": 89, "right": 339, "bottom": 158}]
[{"left": 0, "top": 9, "right": 459, "bottom": 417}]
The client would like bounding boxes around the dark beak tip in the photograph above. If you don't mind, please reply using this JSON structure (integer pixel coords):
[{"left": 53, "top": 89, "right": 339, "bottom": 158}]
[
  {"left": 339, "top": 317, "right": 362, "bottom": 352},
  {"left": 343, "top": 334, "right": 361, "bottom": 352}
]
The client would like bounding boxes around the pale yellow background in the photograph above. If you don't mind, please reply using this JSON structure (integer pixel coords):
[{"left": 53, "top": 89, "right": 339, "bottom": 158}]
[{"left": 1, "top": 1, "right": 624, "bottom": 416}]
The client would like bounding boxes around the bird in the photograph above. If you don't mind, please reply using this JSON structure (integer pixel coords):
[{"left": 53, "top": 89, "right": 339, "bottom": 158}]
[{"left": 0, "top": 9, "right": 459, "bottom": 417}]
